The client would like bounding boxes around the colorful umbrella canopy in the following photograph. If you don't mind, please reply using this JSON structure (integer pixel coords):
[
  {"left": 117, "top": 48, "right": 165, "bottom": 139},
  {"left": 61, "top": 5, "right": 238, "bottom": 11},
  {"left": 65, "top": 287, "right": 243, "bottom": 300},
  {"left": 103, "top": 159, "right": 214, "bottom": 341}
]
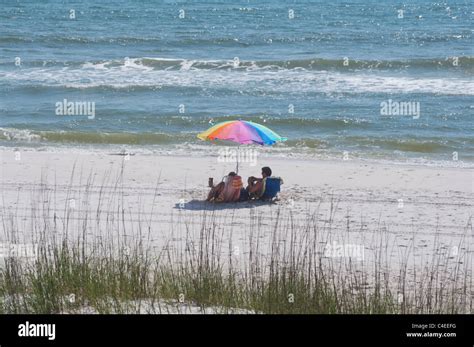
[{"left": 197, "top": 120, "right": 287, "bottom": 146}]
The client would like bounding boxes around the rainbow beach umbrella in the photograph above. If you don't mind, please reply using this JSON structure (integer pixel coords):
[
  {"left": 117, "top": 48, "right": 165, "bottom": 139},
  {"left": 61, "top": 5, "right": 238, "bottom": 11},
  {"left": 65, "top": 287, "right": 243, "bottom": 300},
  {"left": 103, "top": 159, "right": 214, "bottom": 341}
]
[{"left": 197, "top": 120, "right": 287, "bottom": 172}]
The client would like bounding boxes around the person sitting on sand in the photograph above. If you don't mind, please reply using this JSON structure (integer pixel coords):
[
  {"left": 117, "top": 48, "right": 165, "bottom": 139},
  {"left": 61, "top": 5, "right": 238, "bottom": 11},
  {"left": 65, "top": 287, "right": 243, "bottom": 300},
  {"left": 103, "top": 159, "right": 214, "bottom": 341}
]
[
  {"left": 207, "top": 172, "right": 243, "bottom": 203},
  {"left": 246, "top": 166, "right": 283, "bottom": 200}
]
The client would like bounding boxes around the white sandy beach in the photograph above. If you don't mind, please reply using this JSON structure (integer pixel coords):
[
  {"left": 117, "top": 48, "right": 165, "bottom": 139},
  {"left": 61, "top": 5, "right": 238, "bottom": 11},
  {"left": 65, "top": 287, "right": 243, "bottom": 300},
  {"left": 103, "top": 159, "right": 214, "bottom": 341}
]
[{"left": 1, "top": 148, "right": 473, "bottom": 279}]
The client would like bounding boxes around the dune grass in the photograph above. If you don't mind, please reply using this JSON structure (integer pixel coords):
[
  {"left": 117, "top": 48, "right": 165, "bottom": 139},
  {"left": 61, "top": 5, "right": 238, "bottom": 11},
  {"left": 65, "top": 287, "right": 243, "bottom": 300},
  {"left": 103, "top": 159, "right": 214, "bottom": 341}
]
[{"left": 0, "top": 169, "right": 472, "bottom": 314}]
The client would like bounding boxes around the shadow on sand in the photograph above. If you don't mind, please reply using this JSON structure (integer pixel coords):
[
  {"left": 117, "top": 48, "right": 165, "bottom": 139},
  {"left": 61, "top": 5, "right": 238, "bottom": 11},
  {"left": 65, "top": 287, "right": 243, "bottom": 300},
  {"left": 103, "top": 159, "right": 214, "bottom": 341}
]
[{"left": 173, "top": 199, "right": 276, "bottom": 211}]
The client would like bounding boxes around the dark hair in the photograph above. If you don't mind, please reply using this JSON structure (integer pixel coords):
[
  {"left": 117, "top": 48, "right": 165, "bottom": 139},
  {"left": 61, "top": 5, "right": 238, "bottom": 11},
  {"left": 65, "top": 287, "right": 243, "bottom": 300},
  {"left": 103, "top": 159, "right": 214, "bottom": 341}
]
[
  {"left": 262, "top": 167, "right": 272, "bottom": 177},
  {"left": 228, "top": 172, "right": 237, "bottom": 176}
]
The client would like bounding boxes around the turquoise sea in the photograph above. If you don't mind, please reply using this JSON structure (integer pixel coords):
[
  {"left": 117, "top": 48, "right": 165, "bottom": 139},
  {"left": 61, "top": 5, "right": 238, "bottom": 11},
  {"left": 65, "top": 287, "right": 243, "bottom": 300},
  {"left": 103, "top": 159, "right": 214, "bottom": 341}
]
[{"left": 0, "top": 0, "right": 473, "bottom": 164}]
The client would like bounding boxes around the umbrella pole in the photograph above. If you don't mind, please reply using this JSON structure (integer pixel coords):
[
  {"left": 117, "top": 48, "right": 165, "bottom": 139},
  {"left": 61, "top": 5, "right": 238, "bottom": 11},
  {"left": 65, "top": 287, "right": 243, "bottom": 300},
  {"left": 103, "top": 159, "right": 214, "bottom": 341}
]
[{"left": 236, "top": 146, "right": 239, "bottom": 174}]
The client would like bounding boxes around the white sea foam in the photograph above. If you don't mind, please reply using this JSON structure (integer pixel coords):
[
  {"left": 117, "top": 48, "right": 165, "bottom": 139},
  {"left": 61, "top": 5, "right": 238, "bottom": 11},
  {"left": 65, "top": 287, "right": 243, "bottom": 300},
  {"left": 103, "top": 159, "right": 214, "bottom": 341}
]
[
  {"left": 2, "top": 58, "right": 472, "bottom": 95},
  {"left": 0, "top": 128, "right": 42, "bottom": 142}
]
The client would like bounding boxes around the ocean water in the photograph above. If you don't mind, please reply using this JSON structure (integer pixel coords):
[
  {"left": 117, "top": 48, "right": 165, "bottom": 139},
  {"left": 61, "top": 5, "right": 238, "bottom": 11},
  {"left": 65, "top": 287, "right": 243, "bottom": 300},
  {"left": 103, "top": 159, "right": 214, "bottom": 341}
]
[{"left": 0, "top": 0, "right": 473, "bottom": 164}]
